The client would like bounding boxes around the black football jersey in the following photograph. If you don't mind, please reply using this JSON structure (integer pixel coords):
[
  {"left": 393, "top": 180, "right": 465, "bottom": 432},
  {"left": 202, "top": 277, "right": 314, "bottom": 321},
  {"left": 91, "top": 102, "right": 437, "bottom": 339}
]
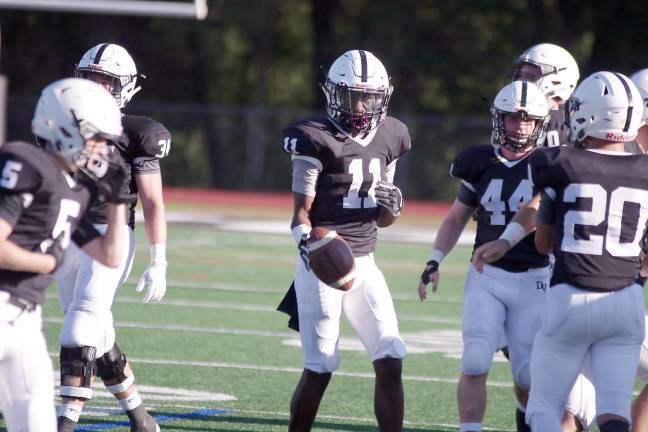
[
  {"left": 531, "top": 146, "right": 648, "bottom": 291},
  {"left": 543, "top": 106, "right": 569, "bottom": 147},
  {"left": 283, "top": 116, "right": 411, "bottom": 255},
  {"left": 0, "top": 142, "right": 99, "bottom": 304},
  {"left": 86, "top": 115, "right": 171, "bottom": 228},
  {"left": 451, "top": 144, "right": 549, "bottom": 271}
]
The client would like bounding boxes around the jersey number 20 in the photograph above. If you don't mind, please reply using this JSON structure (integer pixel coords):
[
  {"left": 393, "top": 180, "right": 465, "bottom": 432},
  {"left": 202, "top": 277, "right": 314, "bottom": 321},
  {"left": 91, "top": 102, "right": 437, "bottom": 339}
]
[{"left": 562, "top": 184, "right": 648, "bottom": 257}]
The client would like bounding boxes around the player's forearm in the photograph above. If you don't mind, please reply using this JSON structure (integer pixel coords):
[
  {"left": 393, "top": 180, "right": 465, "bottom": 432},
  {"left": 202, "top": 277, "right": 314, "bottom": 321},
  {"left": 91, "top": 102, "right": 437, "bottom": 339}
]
[
  {"left": 433, "top": 214, "right": 470, "bottom": 255},
  {"left": 0, "top": 240, "right": 56, "bottom": 273},
  {"left": 142, "top": 197, "right": 167, "bottom": 245},
  {"left": 510, "top": 194, "right": 541, "bottom": 234}
]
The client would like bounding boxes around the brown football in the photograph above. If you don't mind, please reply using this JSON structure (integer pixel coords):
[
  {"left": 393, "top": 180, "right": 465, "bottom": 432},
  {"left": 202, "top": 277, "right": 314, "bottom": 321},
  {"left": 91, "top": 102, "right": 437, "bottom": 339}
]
[{"left": 307, "top": 226, "right": 356, "bottom": 291}]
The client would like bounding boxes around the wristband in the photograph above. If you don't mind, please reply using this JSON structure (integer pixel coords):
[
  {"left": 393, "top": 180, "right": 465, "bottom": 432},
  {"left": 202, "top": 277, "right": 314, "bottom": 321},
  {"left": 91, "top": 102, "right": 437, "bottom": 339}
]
[
  {"left": 428, "top": 249, "right": 446, "bottom": 264},
  {"left": 150, "top": 243, "right": 166, "bottom": 265},
  {"left": 499, "top": 222, "right": 527, "bottom": 248},
  {"left": 291, "top": 224, "right": 310, "bottom": 244}
]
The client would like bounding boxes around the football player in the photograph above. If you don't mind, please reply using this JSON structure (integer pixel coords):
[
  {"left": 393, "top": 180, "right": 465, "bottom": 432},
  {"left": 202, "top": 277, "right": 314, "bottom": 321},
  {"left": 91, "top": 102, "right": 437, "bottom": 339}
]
[
  {"left": 282, "top": 50, "right": 410, "bottom": 431},
  {"left": 0, "top": 78, "right": 128, "bottom": 432},
  {"left": 513, "top": 43, "right": 579, "bottom": 147},
  {"left": 418, "top": 81, "right": 551, "bottom": 432},
  {"left": 501, "top": 42, "right": 580, "bottom": 432},
  {"left": 481, "top": 71, "right": 647, "bottom": 432},
  {"left": 55, "top": 44, "right": 170, "bottom": 432},
  {"left": 557, "top": 68, "right": 648, "bottom": 432}
]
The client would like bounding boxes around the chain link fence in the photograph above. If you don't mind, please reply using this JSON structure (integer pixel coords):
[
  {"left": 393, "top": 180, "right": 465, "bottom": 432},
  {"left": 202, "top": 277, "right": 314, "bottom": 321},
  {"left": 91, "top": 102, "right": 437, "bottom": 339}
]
[{"left": 7, "top": 97, "right": 491, "bottom": 201}]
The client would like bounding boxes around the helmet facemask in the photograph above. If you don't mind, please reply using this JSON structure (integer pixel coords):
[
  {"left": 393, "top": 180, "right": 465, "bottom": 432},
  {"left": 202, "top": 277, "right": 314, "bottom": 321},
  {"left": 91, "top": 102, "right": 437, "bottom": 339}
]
[
  {"left": 491, "top": 109, "right": 549, "bottom": 152},
  {"left": 75, "top": 67, "right": 141, "bottom": 109},
  {"left": 323, "top": 79, "right": 392, "bottom": 135}
]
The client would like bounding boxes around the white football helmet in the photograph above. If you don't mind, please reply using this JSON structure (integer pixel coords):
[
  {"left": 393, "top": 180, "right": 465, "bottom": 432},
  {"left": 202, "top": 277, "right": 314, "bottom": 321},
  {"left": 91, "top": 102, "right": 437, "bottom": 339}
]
[
  {"left": 75, "top": 43, "right": 142, "bottom": 108},
  {"left": 491, "top": 81, "right": 550, "bottom": 151},
  {"left": 321, "top": 50, "right": 393, "bottom": 135},
  {"left": 630, "top": 68, "right": 648, "bottom": 125},
  {"left": 32, "top": 78, "right": 123, "bottom": 178},
  {"left": 514, "top": 43, "right": 579, "bottom": 102},
  {"left": 567, "top": 71, "right": 643, "bottom": 145}
]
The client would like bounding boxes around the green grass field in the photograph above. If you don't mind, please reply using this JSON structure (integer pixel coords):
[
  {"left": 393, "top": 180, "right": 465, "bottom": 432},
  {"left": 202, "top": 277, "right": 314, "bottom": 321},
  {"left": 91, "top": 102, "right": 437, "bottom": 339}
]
[{"left": 4, "top": 223, "right": 635, "bottom": 431}]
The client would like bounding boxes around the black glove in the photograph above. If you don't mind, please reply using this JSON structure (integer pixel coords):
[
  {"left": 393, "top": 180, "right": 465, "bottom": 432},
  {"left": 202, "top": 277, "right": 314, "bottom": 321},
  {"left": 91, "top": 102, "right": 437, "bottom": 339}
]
[
  {"left": 419, "top": 260, "right": 439, "bottom": 285},
  {"left": 96, "top": 157, "right": 136, "bottom": 204},
  {"left": 374, "top": 181, "right": 403, "bottom": 215},
  {"left": 298, "top": 235, "right": 310, "bottom": 271},
  {"left": 44, "top": 232, "right": 65, "bottom": 273}
]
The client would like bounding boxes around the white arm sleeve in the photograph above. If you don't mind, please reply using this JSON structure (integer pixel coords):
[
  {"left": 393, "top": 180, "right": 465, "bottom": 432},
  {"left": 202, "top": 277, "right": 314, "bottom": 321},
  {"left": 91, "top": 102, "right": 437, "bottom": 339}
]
[
  {"left": 386, "top": 159, "right": 398, "bottom": 183},
  {"left": 291, "top": 156, "right": 321, "bottom": 197}
]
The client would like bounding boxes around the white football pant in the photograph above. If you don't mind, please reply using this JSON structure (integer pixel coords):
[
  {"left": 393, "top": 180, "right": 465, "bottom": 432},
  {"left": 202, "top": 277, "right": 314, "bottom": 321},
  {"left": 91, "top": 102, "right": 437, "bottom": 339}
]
[
  {"left": 293, "top": 253, "right": 406, "bottom": 373},
  {"left": 461, "top": 264, "right": 549, "bottom": 391},
  {"left": 527, "top": 282, "right": 644, "bottom": 431},
  {"left": 564, "top": 315, "right": 648, "bottom": 430},
  {"left": 0, "top": 292, "right": 56, "bottom": 432},
  {"left": 57, "top": 224, "right": 135, "bottom": 356}
]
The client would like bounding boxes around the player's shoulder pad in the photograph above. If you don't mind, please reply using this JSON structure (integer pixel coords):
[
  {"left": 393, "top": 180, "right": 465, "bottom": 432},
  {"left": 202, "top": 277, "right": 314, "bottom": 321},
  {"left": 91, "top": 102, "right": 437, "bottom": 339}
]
[
  {"left": 122, "top": 115, "right": 171, "bottom": 159},
  {"left": 0, "top": 141, "right": 45, "bottom": 193},
  {"left": 381, "top": 116, "right": 412, "bottom": 156},
  {"left": 282, "top": 116, "right": 341, "bottom": 160},
  {"left": 450, "top": 144, "right": 495, "bottom": 183}
]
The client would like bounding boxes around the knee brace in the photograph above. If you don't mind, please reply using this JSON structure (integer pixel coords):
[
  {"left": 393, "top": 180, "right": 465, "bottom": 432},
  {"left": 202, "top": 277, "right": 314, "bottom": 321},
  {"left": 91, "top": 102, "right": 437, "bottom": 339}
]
[
  {"left": 60, "top": 346, "right": 97, "bottom": 399},
  {"left": 96, "top": 343, "right": 134, "bottom": 394},
  {"left": 461, "top": 338, "right": 494, "bottom": 376},
  {"left": 599, "top": 419, "right": 629, "bottom": 432}
]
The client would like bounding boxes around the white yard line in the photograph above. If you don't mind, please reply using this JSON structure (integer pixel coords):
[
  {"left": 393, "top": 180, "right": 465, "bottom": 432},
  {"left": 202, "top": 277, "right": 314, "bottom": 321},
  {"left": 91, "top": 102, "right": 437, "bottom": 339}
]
[
  {"left": 46, "top": 351, "right": 514, "bottom": 388},
  {"left": 44, "top": 294, "right": 462, "bottom": 324}
]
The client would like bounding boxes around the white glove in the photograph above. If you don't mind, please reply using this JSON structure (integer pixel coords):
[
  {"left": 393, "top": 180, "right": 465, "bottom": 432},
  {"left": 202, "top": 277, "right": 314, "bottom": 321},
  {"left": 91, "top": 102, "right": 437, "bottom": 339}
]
[{"left": 136, "top": 244, "right": 167, "bottom": 303}]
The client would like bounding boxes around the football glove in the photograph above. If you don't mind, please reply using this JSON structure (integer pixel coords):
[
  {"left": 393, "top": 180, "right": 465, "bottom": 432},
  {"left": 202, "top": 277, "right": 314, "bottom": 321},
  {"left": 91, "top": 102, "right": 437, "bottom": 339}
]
[
  {"left": 136, "top": 261, "right": 167, "bottom": 303},
  {"left": 136, "top": 244, "right": 167, "bottom": 303},
  {"left": 298, "top": 235, "right": 310, "bottom": 271},
  {"left": 43, "top": 232, "right": 65, "bottom": 273},
  {"left": 374, "top": 181, "right": 403, "bottom": 215},
  {"left": 419, "top": 259, "right": 440, "bottom": 285},
  {"left": 96, "top": 157, "right": 136, "bottom": 204}
]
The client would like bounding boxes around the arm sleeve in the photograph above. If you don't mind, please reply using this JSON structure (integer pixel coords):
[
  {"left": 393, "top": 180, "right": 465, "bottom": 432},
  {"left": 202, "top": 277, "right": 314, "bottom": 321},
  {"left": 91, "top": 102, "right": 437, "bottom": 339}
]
[
  {"left": 291, "top": 157, "right": 320, "bottom": 197},
  {"left": 71, "top": 215, "right": 102, "bottom": 247},
  {"left": 536, "top": 191, "right": 556, "bottom": 225}
]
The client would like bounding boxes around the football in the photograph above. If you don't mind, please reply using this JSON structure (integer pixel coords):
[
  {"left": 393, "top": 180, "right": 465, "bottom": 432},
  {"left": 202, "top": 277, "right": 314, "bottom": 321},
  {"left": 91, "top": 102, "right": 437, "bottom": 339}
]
[{"left": 307, "top": 226, "right": 356, "bottom": 291}]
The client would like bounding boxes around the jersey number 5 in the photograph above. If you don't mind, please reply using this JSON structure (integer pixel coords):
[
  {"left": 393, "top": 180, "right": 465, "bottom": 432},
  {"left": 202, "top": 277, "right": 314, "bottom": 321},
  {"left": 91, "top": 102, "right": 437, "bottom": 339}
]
[
  {"left": 0, "top": 160, "right": 23, "bottom": 189},
  {"left": 562, "top": 184, "right": 648, "bottom": 256},
  {"left": 343, "top": 158, "right": 381, "bottom": 209},
  {"left": 39, "top": 199, "right": 81, "bottom": 252}
]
